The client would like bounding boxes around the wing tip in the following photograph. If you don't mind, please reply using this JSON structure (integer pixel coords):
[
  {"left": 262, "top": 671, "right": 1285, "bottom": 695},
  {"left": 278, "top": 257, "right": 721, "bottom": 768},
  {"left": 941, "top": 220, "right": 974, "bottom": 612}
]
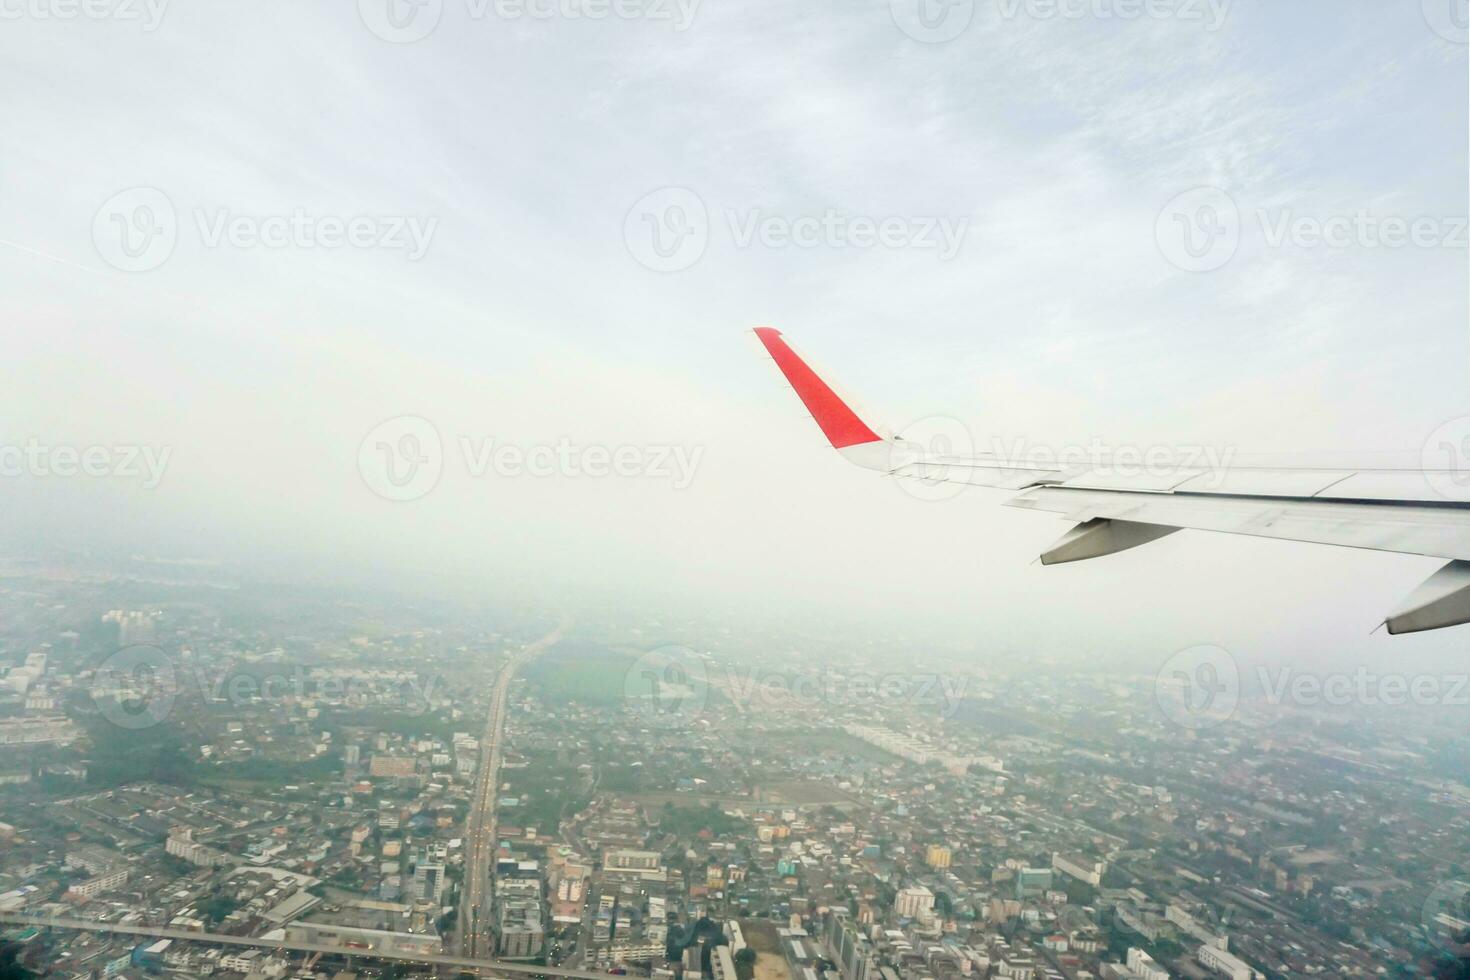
[{"left": 751, "top": 326, "right": 886, "bottom": 451}]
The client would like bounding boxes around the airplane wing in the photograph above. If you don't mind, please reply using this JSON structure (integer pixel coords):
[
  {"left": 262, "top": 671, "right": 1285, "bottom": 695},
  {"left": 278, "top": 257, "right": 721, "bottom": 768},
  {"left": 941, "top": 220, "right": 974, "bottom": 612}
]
[{"left": 752, "top": 326, "right": 1470, "bottom": 635}]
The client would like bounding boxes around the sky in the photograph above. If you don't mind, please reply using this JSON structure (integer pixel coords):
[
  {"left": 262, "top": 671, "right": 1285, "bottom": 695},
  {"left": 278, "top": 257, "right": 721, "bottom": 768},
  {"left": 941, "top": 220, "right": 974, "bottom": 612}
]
[{"left": 1, "top": 0, "right": 1467, "bottom": 673}]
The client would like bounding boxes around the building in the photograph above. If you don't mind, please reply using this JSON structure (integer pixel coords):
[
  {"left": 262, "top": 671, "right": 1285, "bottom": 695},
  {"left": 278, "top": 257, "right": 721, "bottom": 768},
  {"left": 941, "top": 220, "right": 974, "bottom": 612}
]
[
  {"left": 68, "top": 868, "right": 129, "bottom": 899},
  {"left": 604, "top": 848, "right": 666, "bottom": 881},
  {"left": 710, "top": 943, "right": 739, "bottom": 980},
  {"left": 895, "top": 885, "right": 935, "bottom": 919},
  {"left": 925, "top": 845, "right": 952, "bottom": 869},
  {"left": 843, "top": 725, "right": 983, "bottom": 775},
  {"left": 369, "top": 755, "right": 418, "bottom": 779},
  {"left": 413, "top": 862, "right": 445, "bottom": 904},
  {"left": 1015, "top": 867, "right": 1054, "bottom": 898},
  {"left": 166, "top": 829, "right": 233, "bottom": 868},
  {"left": 1126, "top": 947, "right": 1170, "bottom": 980},
  {"left": 1198, "top": 945, "right": 1264, "bottom": 980},
  {"left": 825, "top": 913, "right": 876, "bottom": 980},
  {"left": 498, "top": 896, "right": 545, "bottom": 959},
  {"left": 1166, "top": 903, "right": 1229, "bottom": 950},
  {"left": 1053, "top": 853, "right": 1107, "bottom": 886},
  {"left": 0, "top": 716, "right": 78, "bottom": 746}
]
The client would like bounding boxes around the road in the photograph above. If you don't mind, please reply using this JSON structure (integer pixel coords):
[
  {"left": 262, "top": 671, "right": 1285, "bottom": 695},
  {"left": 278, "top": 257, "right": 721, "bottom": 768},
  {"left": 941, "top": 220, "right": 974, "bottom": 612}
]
[
  {"left": 460, "top": 619, "right": 568, "bottom": 958},
  {"left": 0, "top": 912, "right": 614, "bottom": 977}
]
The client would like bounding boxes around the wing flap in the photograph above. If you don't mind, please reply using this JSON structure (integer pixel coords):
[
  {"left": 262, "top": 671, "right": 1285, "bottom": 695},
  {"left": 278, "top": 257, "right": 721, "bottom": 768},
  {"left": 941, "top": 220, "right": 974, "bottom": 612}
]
[{"left": 1008, "top": 486, "right": 1470, "bottom": 562}]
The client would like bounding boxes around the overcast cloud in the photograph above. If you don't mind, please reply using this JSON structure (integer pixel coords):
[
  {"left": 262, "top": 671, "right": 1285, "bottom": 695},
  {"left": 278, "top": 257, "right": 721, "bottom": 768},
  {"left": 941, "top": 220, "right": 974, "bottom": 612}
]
[{"left": 1, "top": 0, "right": 1466, "bottom": 670}]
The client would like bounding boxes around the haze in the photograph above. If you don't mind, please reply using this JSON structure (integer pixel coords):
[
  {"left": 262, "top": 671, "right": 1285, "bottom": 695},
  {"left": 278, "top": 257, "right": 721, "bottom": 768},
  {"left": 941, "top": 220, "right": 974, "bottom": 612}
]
[{"left": 2, "top": 1, "right": 1467, "bottom": 671}]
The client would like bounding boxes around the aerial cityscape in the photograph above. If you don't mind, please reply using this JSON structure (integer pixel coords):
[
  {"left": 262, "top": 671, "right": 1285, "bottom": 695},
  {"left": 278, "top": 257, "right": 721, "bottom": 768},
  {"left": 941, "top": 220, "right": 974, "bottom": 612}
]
[
  {"left": 0, "top": 556, "right": 1467, "bottom": 977},
  {"left": 3, "top": 0, "right": 1465, "bottom": 977}
]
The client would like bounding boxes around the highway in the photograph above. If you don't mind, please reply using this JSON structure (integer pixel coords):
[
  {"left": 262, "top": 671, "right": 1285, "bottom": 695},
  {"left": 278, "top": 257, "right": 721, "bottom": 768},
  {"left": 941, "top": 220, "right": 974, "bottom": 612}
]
[
  {"left": 459, "top": 620, "right": 568, "bottom": 958},
  {"left": 0, "top": 912, "right": 614, "bottom": 977}
]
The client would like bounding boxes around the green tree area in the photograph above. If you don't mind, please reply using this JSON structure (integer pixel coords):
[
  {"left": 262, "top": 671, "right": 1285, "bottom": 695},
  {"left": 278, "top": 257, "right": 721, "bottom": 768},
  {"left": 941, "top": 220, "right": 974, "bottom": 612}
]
[
  {"left": 0, "top": 944, "right": 34, "bottom": 980},
  {"left": 734, "top": 947, "right": 757, "bottom": 980},
  {"left": 197, "top": 894, "right": 241, "bottom": 925},
  {"left": 83, "top": 717, "right": 197, "bottom": 788},
  {"left": 200, "top": 753, "right": 342, "bottom": 787},
  {"left": 521, "top": 643, "right": 639, "bottom": 706},
  {"left": 500, "top": 756, "right": 591, "bottom": 829},
  {"left": 659, "top": 803, "right": 746, "bottom": 839},
  {"left": 319, "top": 707, "right": 460, "bottom": 743}
]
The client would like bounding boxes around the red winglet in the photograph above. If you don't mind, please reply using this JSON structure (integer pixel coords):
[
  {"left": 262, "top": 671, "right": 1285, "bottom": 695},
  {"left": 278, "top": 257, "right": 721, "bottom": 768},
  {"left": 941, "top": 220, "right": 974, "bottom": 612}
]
[{"left": 754, "top": 327, "right": 883, "bottom": 449}]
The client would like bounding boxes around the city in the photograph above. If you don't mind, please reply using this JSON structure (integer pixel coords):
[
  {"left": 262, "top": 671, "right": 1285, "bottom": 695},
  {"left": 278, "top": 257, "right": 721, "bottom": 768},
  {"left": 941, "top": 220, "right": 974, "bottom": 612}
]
[{"left": 0, "top": 559, "right": 1466, "bottom": 978}]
